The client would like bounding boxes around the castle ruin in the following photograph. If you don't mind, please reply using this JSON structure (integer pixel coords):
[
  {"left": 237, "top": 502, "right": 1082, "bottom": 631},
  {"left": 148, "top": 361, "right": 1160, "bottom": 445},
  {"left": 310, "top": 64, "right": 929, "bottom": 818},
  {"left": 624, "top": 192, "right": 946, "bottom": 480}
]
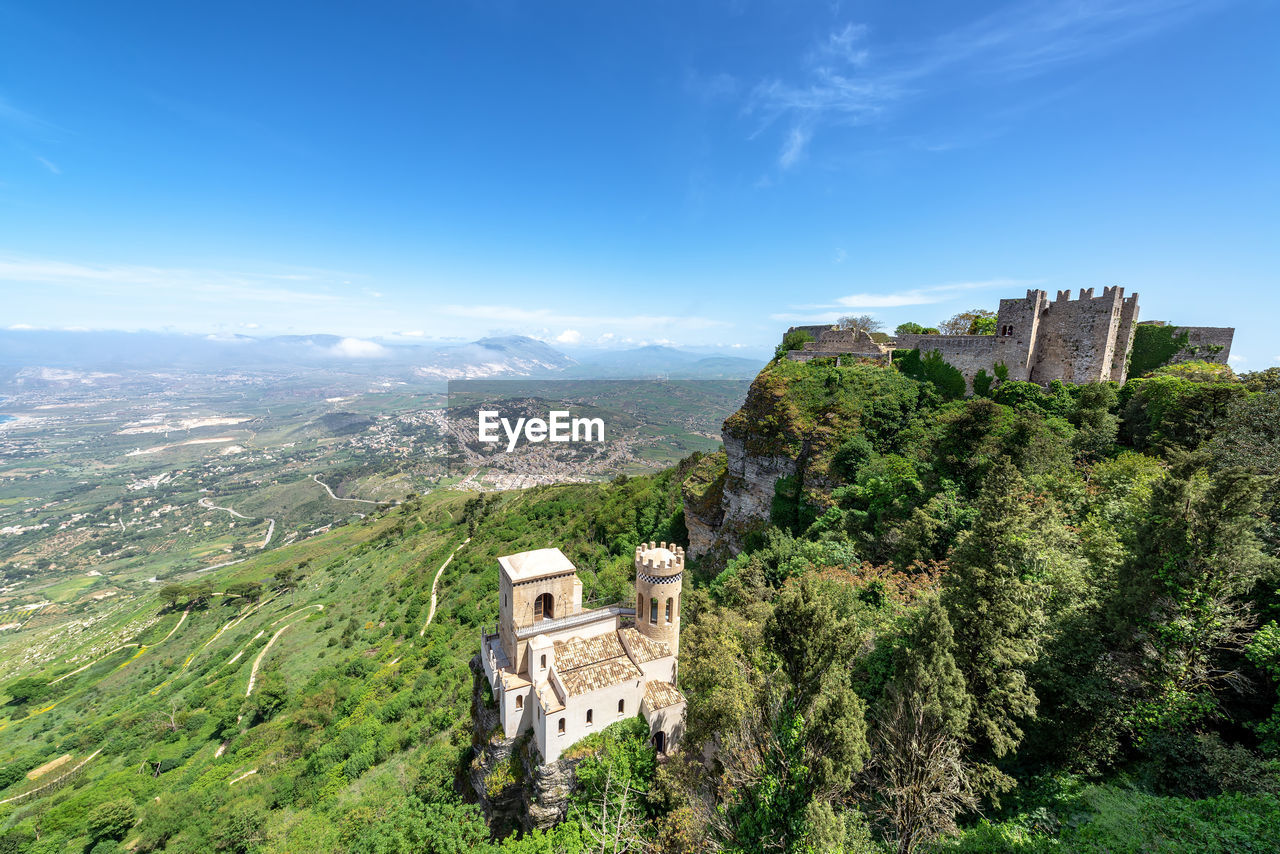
[{"left": 785, "top": 287, "right": 1234, "bottom": 389}]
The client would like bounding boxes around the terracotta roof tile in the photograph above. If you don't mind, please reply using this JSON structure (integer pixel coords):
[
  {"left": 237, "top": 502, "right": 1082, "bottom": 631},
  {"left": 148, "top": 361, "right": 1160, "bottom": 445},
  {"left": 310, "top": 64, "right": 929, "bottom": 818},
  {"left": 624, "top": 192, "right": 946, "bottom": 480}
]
[
  {"left": 619, "top": 628, "right": 672, "bottom": 663},
  {"left": 559, "top": 657, "right": 642, "bottom": 696},
  {"left": 553, "top": 633, "right": 626, "bottom": 670},
  {"left": 644, "top": 681, "right": 684, "bottom": 711}
]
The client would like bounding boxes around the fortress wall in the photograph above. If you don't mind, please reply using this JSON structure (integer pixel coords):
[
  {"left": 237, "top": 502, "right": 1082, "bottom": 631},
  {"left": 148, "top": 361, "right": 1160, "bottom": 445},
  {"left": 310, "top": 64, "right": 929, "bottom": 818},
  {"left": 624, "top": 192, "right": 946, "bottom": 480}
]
[
  {"left": 1110, "top": 295, "right": 1141, "bottom": 383},
  {"left": 1172, "top": 326, "right": 1234, "bottom": 365},
  {"left": 1032, "top": 288, "right": 1125, "bottom": 384},
  {"left": 994, "top": 290, "right": 1046, "bottom": 375},
  {"left": 896, "top": 334, "right": 1031, "bottom": 388}
]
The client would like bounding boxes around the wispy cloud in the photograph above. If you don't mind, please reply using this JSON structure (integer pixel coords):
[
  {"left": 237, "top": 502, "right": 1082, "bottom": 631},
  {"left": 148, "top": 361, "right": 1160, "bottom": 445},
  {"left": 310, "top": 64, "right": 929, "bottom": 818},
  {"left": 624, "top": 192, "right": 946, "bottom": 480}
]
[
  {"left": 770, "top": 278, "right": 1037, "bottom": 321},
  {"left": 0, "top": 254, "right": 351, "bottom": 306},
  {"left": 747, "top": 0, "right": 1227, "bottom": 168},
  {"left": 35, "top": 156, "right": 60, "bottom": 175},
  {"left": 438, "top": 304, "right": 729, "bottom": 331}
]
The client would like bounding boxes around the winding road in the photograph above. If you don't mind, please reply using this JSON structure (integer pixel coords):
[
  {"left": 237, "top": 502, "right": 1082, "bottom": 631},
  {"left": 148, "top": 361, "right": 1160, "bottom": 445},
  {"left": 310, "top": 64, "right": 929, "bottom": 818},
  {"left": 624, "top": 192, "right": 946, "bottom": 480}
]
[
  {"left": 311, "top": 474, "right": 379, "bottom": 505},
  {"left": 198, "top": 497, "right": 275, "bottom": 548}
]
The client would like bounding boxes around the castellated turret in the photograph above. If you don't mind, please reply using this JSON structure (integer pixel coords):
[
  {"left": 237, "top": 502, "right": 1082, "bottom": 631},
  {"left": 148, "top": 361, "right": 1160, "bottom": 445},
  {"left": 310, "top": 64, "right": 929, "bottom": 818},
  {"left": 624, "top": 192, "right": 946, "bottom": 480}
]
[{"left": 635, "top": 541, "right": 683, "bottom": 657}]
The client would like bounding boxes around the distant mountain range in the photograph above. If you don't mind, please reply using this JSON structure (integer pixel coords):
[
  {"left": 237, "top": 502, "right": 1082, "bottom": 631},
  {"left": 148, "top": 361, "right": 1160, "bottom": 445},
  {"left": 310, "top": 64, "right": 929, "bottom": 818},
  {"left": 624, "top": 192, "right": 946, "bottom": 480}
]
[{"left": 0, "top": 329, "right": 763, "bottom": 385}]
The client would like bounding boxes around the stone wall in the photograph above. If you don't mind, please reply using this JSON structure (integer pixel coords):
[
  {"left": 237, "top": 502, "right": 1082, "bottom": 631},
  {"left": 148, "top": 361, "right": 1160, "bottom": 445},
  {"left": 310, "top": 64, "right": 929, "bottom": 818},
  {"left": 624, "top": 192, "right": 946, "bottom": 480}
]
[
  {"left": 1173, "top": 326, "right": 1234, "bottom": 365},
  {"left": 894, "top": 286, "right": 1142, "bottom": 388}
]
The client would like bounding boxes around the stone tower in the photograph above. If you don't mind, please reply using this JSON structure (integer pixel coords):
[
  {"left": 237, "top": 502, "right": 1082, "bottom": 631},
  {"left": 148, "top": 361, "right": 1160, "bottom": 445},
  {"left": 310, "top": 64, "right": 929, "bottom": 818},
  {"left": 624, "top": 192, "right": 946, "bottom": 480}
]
[{"left": 635, "top": 541, "right": 683, "bottom": 657}]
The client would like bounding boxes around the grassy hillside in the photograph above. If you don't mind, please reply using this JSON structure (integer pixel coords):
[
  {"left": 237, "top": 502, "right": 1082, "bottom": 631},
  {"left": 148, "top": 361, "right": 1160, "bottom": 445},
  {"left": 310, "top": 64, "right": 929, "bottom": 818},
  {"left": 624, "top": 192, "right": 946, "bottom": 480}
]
[{"left": 0, "top": 467, "right": 688, "bottom": 853}]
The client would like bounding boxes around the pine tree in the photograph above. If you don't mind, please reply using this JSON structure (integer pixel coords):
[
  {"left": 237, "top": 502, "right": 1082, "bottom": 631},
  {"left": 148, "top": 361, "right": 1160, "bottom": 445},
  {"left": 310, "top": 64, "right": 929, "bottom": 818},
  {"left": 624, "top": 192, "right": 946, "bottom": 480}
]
[{"left": 941, "top": 458, "right": 1045, "bottom": 760}]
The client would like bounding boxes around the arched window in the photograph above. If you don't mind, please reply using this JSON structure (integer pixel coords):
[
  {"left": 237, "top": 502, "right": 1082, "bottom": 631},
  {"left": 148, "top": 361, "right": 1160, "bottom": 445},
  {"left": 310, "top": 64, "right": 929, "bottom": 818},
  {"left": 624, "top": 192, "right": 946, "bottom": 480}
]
[
  {"left": 618, "top": 699, "right": 625, "bottom": 715},
  {"left": 534, "top": 592, "right": 554, "bottom": 621},
  {"left": 558, "top": 717, "right": 565, "bottom": 734},
  {"left": 650, "top": 597, "right": 658, "bottom": 625},
  {"left": 665, "top": 597, "right": 673, "bottom": 623},
  {"left": 540, "top": 654, "right": 546, "bottom": 669},
  {"left": 515, "top": 695, "right": 523, "bottom": 710},
  {"left": 586, "top": 709, "right": 593, "bottom": 725}
]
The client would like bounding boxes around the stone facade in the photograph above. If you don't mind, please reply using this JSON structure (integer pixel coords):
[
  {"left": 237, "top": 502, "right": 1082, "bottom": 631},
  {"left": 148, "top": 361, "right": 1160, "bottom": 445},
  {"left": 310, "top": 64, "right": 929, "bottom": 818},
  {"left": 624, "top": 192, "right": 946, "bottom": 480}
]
[
  {"left": 892, "top": 286, "right": 1143, "bottom": 388},
  {"left": 1139, "top": 321, "right": 1235, "bottom": 366},
  {"left": 480, "top": 543, "right": 686, "bottom": 763},
  {"left": 785, "top": 326, "right": 894, "bottom": 364}
]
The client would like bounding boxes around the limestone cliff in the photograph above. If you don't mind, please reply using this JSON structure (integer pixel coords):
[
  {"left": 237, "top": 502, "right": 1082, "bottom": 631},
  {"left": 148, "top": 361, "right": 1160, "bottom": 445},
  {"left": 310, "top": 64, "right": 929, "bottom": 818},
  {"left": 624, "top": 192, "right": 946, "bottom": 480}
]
[
  {"left": 468, "top": 657, "right": 584, "bottom": 835},
  {"left": 683, "top": 357, "right": 922, "bottom": 561}
]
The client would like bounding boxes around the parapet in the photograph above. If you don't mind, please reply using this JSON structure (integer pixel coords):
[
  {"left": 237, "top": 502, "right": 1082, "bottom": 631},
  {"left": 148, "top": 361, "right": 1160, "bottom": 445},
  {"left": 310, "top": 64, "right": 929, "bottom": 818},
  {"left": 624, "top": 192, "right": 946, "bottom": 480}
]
[{"left": 635, "top": 541, "right": 685, "bottom": 576}]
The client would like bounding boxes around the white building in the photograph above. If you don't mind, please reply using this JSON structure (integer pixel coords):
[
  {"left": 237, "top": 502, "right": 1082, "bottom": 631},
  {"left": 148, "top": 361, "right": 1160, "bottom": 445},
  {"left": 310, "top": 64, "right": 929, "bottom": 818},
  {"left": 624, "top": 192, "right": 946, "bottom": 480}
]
[{"left": 480, "top": 542, "right": 687, "bottom": 762}]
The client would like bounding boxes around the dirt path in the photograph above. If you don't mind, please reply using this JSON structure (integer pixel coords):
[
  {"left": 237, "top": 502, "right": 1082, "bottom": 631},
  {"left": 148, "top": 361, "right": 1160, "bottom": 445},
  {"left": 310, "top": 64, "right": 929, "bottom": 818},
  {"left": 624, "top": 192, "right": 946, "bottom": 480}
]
[
  {"left": 311, "top": 474, "right": 379, "bottom": 504},
  {"left": 49, "top": 642, "right": 139, "bottom": 685},
  {"left": 420, "top": 538, "right": 469, "bottom": 636},
  {"left": 0, "top": 749, "right": 102, "bottom": 804},
  {"left": 198, "top": 497, "right": 274, "bottom": 550},
  {"left": 246, "top": 604, "right": 323, "bottom": 696}
]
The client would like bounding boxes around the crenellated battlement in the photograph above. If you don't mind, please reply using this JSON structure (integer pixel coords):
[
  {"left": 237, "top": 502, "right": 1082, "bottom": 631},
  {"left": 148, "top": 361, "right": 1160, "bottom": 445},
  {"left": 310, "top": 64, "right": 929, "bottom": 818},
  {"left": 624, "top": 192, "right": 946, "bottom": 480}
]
[{"left": 635, "top": 541, "right": 685, "bottom": 575}]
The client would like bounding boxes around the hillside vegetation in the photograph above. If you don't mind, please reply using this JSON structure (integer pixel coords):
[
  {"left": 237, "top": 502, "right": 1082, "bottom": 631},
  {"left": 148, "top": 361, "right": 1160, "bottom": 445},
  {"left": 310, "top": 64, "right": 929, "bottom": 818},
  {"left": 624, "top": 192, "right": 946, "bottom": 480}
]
[
  {"left": 657, "top": 358, "right": 1280, "bottom": 853},
  {"left": 5, "top": 358, "right": 1280, "bottom": 853},
  {"left": 0, "top": 470, "right": 687, "bottom": 853}
]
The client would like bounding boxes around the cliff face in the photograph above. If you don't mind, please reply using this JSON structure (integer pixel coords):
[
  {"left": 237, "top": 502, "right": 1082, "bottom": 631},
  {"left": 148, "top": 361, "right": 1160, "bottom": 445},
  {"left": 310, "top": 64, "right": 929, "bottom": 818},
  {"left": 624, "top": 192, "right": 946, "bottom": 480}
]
[
  {"left": 683, "top": 358, "right": 921, "bottom": 561},
  {"left": 468, "top": 657, "right": 583, "bottom": 835}
]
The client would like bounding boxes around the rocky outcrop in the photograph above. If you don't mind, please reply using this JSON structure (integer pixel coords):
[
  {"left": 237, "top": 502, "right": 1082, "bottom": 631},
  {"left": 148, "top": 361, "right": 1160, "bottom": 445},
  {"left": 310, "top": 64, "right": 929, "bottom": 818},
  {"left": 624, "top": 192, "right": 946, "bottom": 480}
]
[
  {"left": 467, "top": 657, "right": 585, "bottom": 836},
  {"left": 682, "top": 358, "right": 908, "bottom": 562}
]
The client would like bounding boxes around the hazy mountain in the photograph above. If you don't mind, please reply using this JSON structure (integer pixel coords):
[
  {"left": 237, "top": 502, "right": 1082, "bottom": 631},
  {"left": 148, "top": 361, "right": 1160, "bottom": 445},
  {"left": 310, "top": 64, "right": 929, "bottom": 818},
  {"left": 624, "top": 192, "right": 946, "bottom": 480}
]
[
  {"left": 567, "top": 344, "right": 762, "bottom": 378},
  {"left": 0, "top": 329, "right": 759, "bottom": 386}
]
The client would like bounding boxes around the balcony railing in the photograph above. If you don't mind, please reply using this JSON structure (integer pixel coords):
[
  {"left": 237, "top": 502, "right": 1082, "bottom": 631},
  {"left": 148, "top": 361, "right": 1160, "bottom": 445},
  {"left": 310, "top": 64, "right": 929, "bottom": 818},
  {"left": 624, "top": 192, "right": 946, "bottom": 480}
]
[{"left": 515, "top": 604, "right": 635, "bottom": 640}]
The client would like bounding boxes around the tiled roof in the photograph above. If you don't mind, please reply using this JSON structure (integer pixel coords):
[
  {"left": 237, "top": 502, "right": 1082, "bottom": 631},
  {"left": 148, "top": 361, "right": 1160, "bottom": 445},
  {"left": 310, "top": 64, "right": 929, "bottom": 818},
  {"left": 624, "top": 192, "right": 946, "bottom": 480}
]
[
  {"left": 554, "top": 633, "right": 626, "bottom": 670},
  {"left": 644, "top": 681, "right": 684, "bottom": 711},
  {"left": 559, "top": 657, "right": 642, "bottom": 696},
  {"left": 619, "top": 628, "right": 671, "bottom": 663}
]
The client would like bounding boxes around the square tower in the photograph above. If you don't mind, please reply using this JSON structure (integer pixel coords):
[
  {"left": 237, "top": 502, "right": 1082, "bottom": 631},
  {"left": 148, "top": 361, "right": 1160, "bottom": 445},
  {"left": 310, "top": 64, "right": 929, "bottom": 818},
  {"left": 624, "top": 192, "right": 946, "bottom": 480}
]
[{"left": 498, "top": 548, "right": 583, "bottom": 675}]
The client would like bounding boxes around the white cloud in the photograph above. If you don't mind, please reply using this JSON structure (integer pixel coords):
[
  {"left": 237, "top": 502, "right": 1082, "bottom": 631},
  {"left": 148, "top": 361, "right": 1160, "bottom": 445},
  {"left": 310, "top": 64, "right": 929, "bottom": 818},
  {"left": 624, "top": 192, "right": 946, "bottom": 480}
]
[
  {"left": 771, "top": 278, "right": 1037, "bottom": 323},
  {"left": 0, "top": 254, "right": 349, "bottom": 305},
  {"left": 555, "top": 329, "right": 582, "bottom": 344},
  {"left": 779, "top": 126, "right": 813, "bottom": 169},
  {"left": 747, "top": 1, "right": 1223, "bottom": 169},
  {"left": 834, "top": 278, "right": 1034, "bottom": 308},
  {"left": 330, "top": 338, "right": 389, "bottom": 358},
  {"left": 399, "top": 330, "right": 426, "bottom": 338},
  {"left": 1229, "top": 354, "right": 1246, "bottom": 365},
  {"left": 36, "top": 156, "right": 60, "bottom": 175},
  {"left": 833, "top": 248, "right": 848, "bottom": 264},
  {"left": 438, "top": 304, "right": 728, "bottom": 331},
  {"left": 7, "top": 323, "right": 36, "bottom": 330}
]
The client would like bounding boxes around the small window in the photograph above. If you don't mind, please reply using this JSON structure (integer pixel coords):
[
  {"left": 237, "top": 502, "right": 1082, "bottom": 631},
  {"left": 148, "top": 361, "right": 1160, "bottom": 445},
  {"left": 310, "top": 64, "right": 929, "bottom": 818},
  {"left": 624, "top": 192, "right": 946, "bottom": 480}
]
[
  {"left": 637, "top": 595, "right": 643, "bottom": 620},
  {"left": 665, "top": 597, "right": 673, "bottom": 623},
  {"left": 558, "top": 717, "right": 565, "bottom": 735},
  {"left": 515, "top": 695, "right": 523, "bottom": 710},
  {"left": 586, "top": 709, "right": 593, "bottom": 726},
  {"left": 618, "top": 699, "right": 625, "bottom": 715},
  {"left": 650, "top": 597, "right": 658, "bottom": 625},
  {"left": 540, "top": 654, "right": 547, "bottom": 669}
]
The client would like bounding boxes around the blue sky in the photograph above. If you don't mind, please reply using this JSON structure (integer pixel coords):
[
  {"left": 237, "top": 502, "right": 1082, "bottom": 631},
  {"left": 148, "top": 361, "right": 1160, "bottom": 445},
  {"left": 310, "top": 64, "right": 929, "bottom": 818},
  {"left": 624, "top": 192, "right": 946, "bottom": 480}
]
[{"left": 1, "top": 0, "right": 1276, "bottom": 363}]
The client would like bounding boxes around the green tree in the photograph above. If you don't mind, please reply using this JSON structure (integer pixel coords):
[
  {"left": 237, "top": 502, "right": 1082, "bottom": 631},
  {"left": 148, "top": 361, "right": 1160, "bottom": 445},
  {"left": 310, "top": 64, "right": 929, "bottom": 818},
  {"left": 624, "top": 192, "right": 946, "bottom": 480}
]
[
  {"left": 941, "top": 459, "right": 1045, "bottom": 764},
  {"left": 1110, "top": 455, "right": 1269, "bottom": 739},
  {"left": 775, "top": 329, "right": 816, "bottom": 361},
  {"left": 86, "top": 799, "right": 136, "bottom": 843}
]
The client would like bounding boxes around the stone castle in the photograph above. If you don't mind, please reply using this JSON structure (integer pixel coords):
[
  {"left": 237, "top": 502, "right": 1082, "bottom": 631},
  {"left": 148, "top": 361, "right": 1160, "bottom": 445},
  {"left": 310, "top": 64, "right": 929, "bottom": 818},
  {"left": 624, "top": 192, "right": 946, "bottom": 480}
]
[
  {"left": 480, "top": 542, "right": 686, "bottom": 762},
  {"left": 786, "top": 286, "right": 1234, "bottom": 388}
]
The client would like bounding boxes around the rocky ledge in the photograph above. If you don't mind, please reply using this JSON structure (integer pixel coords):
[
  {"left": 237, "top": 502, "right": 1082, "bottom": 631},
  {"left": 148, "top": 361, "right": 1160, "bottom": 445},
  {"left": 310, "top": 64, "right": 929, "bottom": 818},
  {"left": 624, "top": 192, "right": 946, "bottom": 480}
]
[{"left": 468, "top": 656, "right": 585, "bottom": 836}]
